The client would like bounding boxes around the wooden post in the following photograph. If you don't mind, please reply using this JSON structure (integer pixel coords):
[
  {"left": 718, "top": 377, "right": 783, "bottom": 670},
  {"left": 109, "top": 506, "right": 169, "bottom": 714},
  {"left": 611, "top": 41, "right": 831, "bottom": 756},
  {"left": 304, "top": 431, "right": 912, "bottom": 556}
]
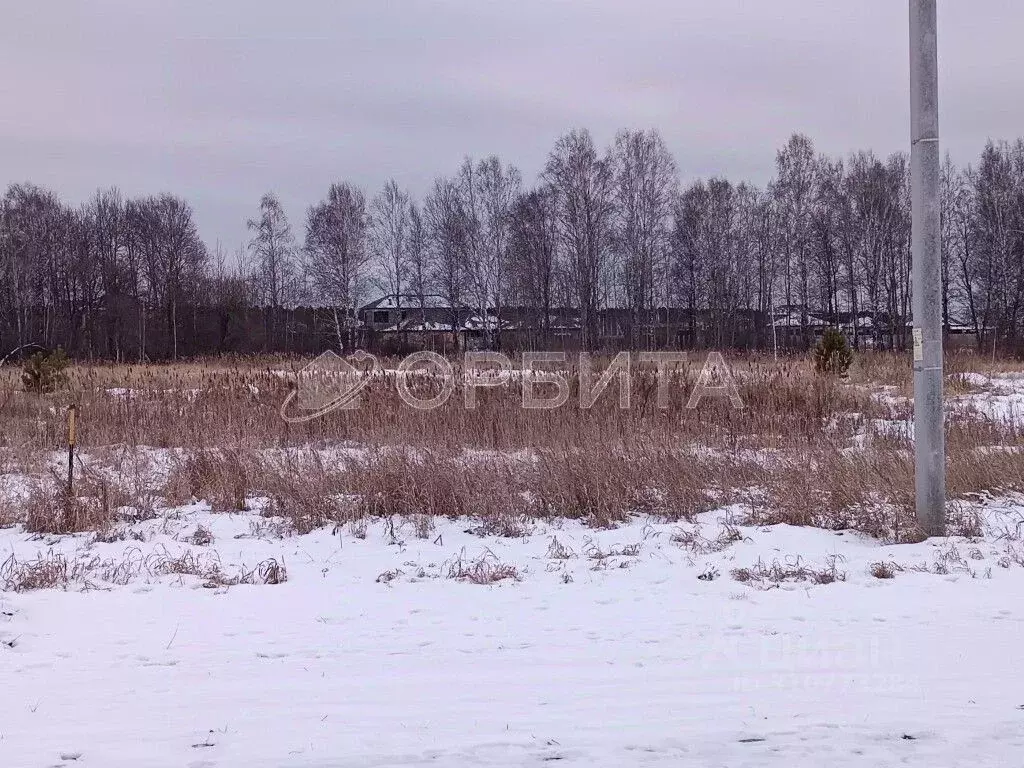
[{"left": 67, "top": 405, "right": 76, "bottom": 494}]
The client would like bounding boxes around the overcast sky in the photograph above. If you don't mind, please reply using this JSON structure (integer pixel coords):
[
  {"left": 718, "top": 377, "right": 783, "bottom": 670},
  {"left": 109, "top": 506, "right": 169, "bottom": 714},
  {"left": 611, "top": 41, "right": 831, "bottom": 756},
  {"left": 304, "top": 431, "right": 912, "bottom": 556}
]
[{"left": 1, "top": 1, "right": 1022, "bottom": 251}]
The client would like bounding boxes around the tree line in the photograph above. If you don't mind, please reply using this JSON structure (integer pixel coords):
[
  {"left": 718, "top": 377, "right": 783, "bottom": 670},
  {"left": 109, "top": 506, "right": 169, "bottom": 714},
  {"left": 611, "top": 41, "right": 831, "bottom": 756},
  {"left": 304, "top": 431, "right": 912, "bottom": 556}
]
[{"left": 2, "top": 129, "right": 1023, "bottom": 360}]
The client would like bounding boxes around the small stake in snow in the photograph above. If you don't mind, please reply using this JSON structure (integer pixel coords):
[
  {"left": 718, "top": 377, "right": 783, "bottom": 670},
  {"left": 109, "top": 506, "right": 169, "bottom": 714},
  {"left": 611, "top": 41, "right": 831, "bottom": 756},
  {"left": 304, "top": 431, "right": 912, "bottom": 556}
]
[{"left": 67, "top": 405, "right": 77, "bottom": 494}]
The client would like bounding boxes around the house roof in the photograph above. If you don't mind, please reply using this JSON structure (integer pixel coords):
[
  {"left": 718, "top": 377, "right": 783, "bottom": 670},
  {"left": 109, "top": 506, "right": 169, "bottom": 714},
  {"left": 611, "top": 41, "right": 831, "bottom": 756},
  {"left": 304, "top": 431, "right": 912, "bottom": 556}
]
[{"left": 360, "top": 294, "right": 467, "bottom": 312}]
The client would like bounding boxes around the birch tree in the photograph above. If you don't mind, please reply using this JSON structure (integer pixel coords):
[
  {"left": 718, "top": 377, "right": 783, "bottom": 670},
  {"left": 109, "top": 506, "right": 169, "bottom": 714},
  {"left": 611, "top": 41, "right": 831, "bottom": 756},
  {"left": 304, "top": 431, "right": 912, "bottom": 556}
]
[
  {"left": 248, "top": 192, "right": 296, "bottom": 350},
  {"left": 305, "top": 182, "right": 368, "bottom": 351},
  {"left": 611, "top": 129, "right": 677, "bottom": 348},
  {"left": 543, "top": 129, "right": 615, "bottom": 350}
]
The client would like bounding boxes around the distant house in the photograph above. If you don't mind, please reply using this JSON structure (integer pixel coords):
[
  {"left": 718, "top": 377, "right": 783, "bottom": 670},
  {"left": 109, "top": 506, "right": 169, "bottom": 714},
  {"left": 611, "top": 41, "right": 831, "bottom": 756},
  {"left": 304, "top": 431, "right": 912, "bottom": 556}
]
[
  {"left": 357, "top": 295, "right": 473, "bottom": 352},
  {"left": 359, "top": 295, "right": 470, "bottom": 332},
  {"left": 354, "top": 295, "right": 993, "bottom": 354},
  {"left": 770, "top": 306, "right": 901, "bottom": 349}
]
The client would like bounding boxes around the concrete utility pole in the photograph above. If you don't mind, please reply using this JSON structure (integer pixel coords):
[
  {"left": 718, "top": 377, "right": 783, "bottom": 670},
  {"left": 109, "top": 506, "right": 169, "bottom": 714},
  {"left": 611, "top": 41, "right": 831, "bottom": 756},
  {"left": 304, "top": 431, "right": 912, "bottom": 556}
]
[{"left": 910, "top": 0, "right": 946, "bottom": 537}]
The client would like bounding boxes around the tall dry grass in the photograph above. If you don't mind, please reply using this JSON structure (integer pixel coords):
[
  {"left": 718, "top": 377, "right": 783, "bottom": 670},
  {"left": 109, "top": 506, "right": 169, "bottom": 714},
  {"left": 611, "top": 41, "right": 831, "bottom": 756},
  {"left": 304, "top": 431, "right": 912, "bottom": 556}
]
[{"left": 1, "top": 350, "right": 1022, "bottom": 541}]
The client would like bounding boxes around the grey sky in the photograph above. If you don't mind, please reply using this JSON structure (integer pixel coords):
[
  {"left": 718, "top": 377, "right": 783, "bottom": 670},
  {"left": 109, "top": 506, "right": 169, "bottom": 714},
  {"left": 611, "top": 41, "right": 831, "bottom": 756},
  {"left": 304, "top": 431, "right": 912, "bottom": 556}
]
[{"left": 1, "top": 1, "right": 1021, "bottom": 252}]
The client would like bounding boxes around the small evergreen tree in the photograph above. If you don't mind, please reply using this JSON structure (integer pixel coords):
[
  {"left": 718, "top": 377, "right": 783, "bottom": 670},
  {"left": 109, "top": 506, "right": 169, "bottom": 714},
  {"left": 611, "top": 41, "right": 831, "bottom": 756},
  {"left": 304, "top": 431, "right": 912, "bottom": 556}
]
[
  {"left": 22, "top": 348, "right": 70, "bottom": 394},
  {"left": 814, "top": 329, "right": 853, "bottom": 375}
]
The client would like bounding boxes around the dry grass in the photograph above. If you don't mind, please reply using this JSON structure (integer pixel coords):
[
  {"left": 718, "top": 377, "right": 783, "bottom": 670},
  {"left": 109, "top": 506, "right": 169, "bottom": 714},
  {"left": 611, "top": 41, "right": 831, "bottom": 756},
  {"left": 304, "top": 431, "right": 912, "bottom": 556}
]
[
  {"left": 671, "top": 523, "right": 746, "bottom": 554},
  {"left": 185, "top": 524, "right": 214, "bottom": 546},
  {"left": 731, "top": 556, "right": 847, "bottom": 587},
  {"left": 153, "top": 549, "right": 287, "bottom": 587},
  {"left": 1, "top": 351, "right": 1022, "bottom": 542},
  {"left": 1, "top": 551, "right": 72, "bottom": 592},
  {"left": 0, "top": 546, "right": 287, "bottom": 592},
  {"left": 22, "top": 482, "right": 115, "bottom": 536},
  {"left": 446, "top": 549, "right": 520, "bottom": 584},
  {"left": 869, "top": 561, "right": 898, "bottom": 579},
  {"left": 164, "top": 449, "right": 261, "bottom": 512},
  {"left": 0, "top": 354, "right": 885, "bottom": 454}
]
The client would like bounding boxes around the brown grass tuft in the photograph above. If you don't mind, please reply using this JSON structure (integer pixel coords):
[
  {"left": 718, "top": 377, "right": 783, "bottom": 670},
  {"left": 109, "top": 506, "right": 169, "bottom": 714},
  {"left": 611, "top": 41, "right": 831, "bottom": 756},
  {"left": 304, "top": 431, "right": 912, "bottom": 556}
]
[
  {"left": 731, "top": 555, "right": 847, "bottom": 587},
  {"left": 22, "top": 482, "right": 114, "bottom": 536},
  {"left": 447, "top": 549, "right": 520, "bottom": 584}
]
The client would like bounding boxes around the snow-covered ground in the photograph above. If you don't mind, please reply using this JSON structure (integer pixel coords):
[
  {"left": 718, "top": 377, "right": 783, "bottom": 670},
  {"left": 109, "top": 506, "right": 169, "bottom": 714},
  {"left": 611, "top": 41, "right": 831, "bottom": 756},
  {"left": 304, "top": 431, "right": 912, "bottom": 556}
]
[
  {"left": 3, "top": 502, "right": 1024, "bottom": 767},
  {"left": 955, "top": 372, "right": 1024, "bottom": 425},
  {"left": 4, "top": 369, "right": 1024, "bottom": 767}
]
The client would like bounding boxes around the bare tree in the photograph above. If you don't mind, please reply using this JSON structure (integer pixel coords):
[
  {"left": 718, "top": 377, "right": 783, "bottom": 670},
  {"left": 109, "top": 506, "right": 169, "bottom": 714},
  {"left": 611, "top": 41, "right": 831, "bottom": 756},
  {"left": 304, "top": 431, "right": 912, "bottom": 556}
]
[
  {"left": 7, "top": 127, "right": 1024, "bottom": 359},
  {"left": 671, "top": 178, "right": 739, "bottom": 347},
  {"left": 543, "top": 129, "right": 615, "bottom": 350},
  {"left": 971, "top": 140, "right": 1024, "bottom": 350},
  {"left": 450, "top": 159, "right": 487, "bottom": 345},
  {"left": 510, "top": 185, "right": 560, "bottom": 347},
  {"left": 0, "top": 185, "right": 63, "bottom": 351},
  {"left": 942, "top": 156, "right": 980, "bottom": 344},
  {"left": 812, "top": 158, "right": 843, "bottom": 327},
  {"left": 305, "top": 183, "right": 368, "bottom": 352},
  {"left": 369, "top": 180, "right": 411, "bottom": 327},
  {"left": 611, "top": 129, "right": 678, "bottom": 348},
  {"left": 940, "top": 154, "right": 964, "bottom": 336},
  {"left": 204, "top": 242, "right": 250, "bottom": 353},
  {"left": 86, "top": 188, "right": 128, "bottom": 359},
  {"left": 473, "top": 156, "right": 521, "bottom": 349},
  {"left": 838, "top": 151, "right": 901, "bottom": 348},
  {"left": 424, "top": 177, "right": 469, "bottom": 347},
  {"left": 407, "top": 201, "right": 430, "bottom": 326},
  {"left": 772, "top": 133, "right": 818, "bottom": 348},
  {"left": 248, "top": 192, "right": 296, "bottom": 350},
  {"left": 137, "top": 195, "right": 207, "bottom": 359}
]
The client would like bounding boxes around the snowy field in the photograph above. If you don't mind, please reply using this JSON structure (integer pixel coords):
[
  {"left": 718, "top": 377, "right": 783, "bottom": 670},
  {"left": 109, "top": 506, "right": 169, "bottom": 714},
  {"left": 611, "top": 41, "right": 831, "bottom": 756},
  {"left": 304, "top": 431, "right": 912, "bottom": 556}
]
[
  {"left": 2, "top": 502, "right": 1024, "bottom": 767},
  {"left": 3, "top": 365, "right": 1024, "bottom": 767}
]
